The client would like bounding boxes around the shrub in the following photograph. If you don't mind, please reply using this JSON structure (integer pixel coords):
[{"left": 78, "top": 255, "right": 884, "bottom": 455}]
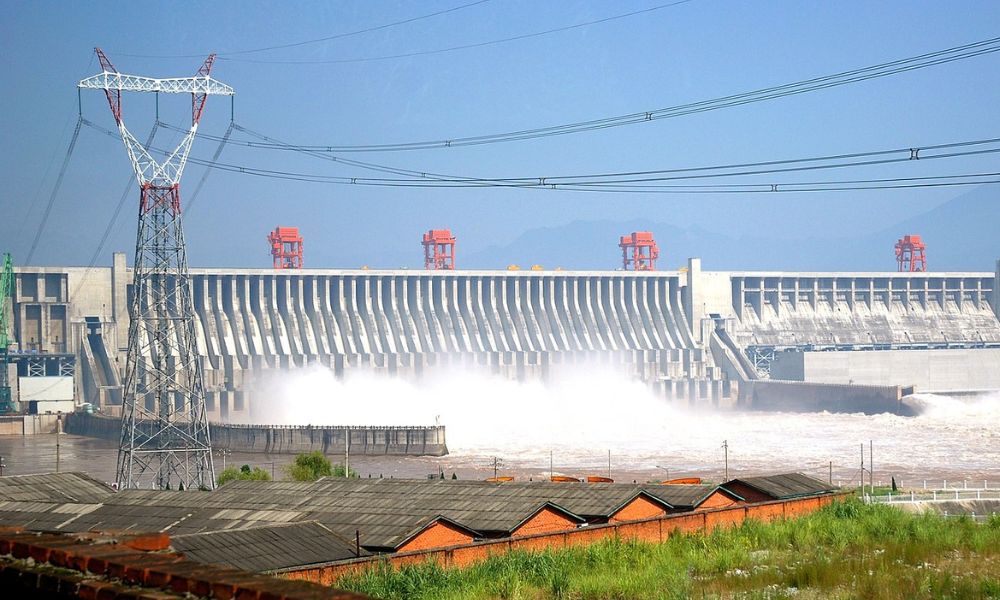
[
  {"left": 217, "top": 464, "right": 272, "bottom": 486},
  {"left": 287, "top": 452, "right": 358, "bottom": 481},
  {"left": 287, "top": 451, "right": 334, "bottom": 481}
]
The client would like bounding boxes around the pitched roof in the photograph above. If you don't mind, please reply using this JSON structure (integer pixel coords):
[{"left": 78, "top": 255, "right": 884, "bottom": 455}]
[
  {"left": 0, "top": 482, "right": 475, "bottom": 550},
  {"left": 0, "top": 472, "right": 114, "bottom": 504},
  {"left": 172, "top": 522, "right": 368, "bottom": 572},
  {"left": 295, "top": 479, "right": 587, "bottom": 534},
  {"left": 725, "top": 473, "right": 838, "bottom": 500},
  {"left": 312, "top": 478, "right": 668, "bottom": 521},
  {"left": 641, "top": 484, "right": 745, "bottom": 508},
  {"left": 0, "top": 472, "right": 834, "bottom": 555},
  {"left": 0, "top": 500, "right": 102, "bottom": 532}
]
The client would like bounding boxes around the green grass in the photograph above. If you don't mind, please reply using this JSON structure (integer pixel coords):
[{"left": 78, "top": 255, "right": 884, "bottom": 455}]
[{"left": 335, "top": 499, "right": 1000, "bottom": 600}]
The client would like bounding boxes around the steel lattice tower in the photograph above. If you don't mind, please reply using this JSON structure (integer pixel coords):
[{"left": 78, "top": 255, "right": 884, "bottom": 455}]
[{"left": 79, "top": 49, "right": 234, "bottom": 490}]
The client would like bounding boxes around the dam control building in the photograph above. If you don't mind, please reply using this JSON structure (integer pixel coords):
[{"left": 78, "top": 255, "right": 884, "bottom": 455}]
[{"left": 5, "top": 254, "right": 1000, "bottom": 419}]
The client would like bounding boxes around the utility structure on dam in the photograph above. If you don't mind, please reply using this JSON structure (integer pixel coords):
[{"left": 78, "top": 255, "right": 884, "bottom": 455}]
[{"left": 5, "top": 255, "right": 1000, "bottom": 420}]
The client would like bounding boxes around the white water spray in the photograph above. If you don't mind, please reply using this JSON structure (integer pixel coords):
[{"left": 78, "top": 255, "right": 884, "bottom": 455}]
[{"left": 240, "top": 368, "right": 1000, "bottom": 480}]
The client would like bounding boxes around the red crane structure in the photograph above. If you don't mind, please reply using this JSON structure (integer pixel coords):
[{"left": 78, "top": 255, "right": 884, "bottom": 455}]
[
  {"left": 619, "top": 232, "right": 659, "bottom": 271},
  {"left": 423, "top": 229, "right": 456, "bottom": 270},
  {"left": 268, "top": 226, "right": 304, "bottom": 269},
  {"left": 895, "top": 235, "right": 927, "bottom": 272}
]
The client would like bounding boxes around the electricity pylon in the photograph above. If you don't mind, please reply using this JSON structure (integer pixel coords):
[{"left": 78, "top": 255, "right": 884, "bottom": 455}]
[{"left": 79, "top": 48, "right": 234, "bottom": 490}]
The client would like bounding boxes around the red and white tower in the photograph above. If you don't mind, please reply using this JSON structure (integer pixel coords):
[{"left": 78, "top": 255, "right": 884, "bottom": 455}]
[
  {"left": 619, "top": 232, "right": 659, "bottom": 271},
  {"left": 895, "top": 235, "right": 927, "bottom": 272},
  {"left": 79, "top": 49, "right": 234, "bottom": 491},
  {"left": 423, "top": 229, "right": 456, "bottom": 270},
  {"left": 268, "top": 226, "right": 304, "bottom": 269}
]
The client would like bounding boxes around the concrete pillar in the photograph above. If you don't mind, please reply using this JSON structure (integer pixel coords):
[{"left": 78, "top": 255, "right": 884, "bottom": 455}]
[
  {"left": 994, "top": 259, "right": 1000, "bottom": 320},
  {"left": 111, "top": 252, "right": 129, "bottom": 351},
  {"left": 686, "top": 258, "right": 704, "bottom": 343}
]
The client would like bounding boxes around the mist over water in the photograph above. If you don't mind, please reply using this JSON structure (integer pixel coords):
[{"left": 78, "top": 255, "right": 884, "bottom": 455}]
[{"left": 241, "top": 366, "right": 1000, "bottom": 482}]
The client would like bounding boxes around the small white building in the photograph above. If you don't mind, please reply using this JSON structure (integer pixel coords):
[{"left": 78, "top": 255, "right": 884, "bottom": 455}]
[{"left": 19, "top": 376, "right": 74, "bottom": 414}]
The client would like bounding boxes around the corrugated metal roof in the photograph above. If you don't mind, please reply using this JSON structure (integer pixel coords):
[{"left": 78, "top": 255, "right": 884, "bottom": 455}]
[
  {"left": 726, "top": 473, "right": 838, "bottom": 499},
  {"left": 0, "top": 473, "right": 834, "bottom": 554},
  {"left": 308, "top": 478, "right": 667, "bottom": 522},
  {"left": 0, "top": 472, "right": 114, "bottom": 504},
  {"left": 172, "top": 522, "right": 368, "bottom": 572}
]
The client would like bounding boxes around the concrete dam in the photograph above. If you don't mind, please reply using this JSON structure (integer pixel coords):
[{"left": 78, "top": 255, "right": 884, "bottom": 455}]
[{"left": 6, "top": 254, "right": 1000, "bottom": 420}]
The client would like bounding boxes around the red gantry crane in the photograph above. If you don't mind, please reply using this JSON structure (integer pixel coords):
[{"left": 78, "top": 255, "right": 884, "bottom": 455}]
[
  {"left": 895, "top": 235, "right": 927, "bottom": 272},
  {"left": 268, "top": 227, "right": 304, "bottom": 269},
  {"left": 619, "top": 232, "right": 659, "bottom": 271},
  {"left": 423, "top": 229, "right": 456, "bottom": 270}
]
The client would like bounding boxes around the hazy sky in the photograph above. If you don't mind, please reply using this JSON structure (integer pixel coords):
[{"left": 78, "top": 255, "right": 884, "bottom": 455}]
[{"left": 3, "top": 1, "right": 999, "bottom": 269}]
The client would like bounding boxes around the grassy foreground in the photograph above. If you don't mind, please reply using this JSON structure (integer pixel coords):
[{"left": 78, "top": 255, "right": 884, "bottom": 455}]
[{"left": 335, "top": 499, "right": 1000, "bottom": 600}]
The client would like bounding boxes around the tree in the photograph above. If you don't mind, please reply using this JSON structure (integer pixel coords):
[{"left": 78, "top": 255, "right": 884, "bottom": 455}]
[
  {"left": 332, "top": 463, "right": 359, "bottom": 478},
  {"left": 217, "top": 464, "right": 272, "bottom": 486},
  {"left": 287, "top": 451, "right": 334, "bottom": 481}
]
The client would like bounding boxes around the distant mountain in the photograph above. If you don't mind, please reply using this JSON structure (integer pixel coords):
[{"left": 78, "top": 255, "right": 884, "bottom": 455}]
[
  {"left": 861, "top": 185, "right": 999, "bottom": 272},
  {"left": 463, "top": 186, "right": 999, "bottom": 272}
]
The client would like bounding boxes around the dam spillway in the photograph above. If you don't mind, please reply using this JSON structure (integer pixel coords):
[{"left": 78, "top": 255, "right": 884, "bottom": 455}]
[{"left": 6, "top": 255, "right": 1000, "bottom": 420}]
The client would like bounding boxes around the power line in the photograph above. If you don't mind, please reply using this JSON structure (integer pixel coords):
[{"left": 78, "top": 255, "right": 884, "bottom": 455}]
[
  {"left": 18, "top": 54, "right": 95, "bottom": 261},
  {"left": 555, "top": 172, "right": 1000, "bottom": 194},
  {"left": 208, "top": 36, "right": 1000, "bottom": 151},
  {"left": 113, "top": 120, "right": 1000, "bottom": 186},
  {"left": 185, "top": 121, "right": 235, "bottom": 215},
  {"left": 25, "top": 117, "right": 84, "bottom": 264},
  {"left": 112, "top": 0, "right": 494, "bottom": 59},
  {"left": 15, "top": 116, "right": 76, "bottom": 256},
  {"left": 220, "top": 1, "right": 696, "bottom": 65},
  {"left": 161, "top": 119, "right": 1000, "bottom": 187},
  {"left": 82, "top": 122, "right": 160, "bottom": 271},
  {"left": 81, "top": 119, "right": 1000, "bottom": 193}
]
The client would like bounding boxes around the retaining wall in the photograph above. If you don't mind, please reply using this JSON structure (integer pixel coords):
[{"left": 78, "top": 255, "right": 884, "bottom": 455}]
[
  {"left": 770, "top": 348, "right": 1000, "bottom": 391},
  {"left": 211, "top": 423, "right": 448, "bottom": 456},
  {"left": 280, "top": 493, "right": 843, "bottom": 584},
  {"left": 738, "top": 379, "right": 909, "bottom": 414},
  {"left": 0, "top": 414, "right": 61, "bottom": 436},
  {"left": 64, "top": 413, "right": 448, "bottom": 456}
]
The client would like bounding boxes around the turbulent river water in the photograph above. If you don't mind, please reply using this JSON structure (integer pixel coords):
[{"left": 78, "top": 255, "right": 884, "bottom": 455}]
[
  {"left": 236, "top": 366, "right": 1000, "bottom": 485},
  {"left": 1, "top": 365, "right": 995, "bottom": 486}
]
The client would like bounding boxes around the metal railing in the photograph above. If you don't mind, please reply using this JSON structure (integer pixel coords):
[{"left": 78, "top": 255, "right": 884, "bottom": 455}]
[{"left": 866, "top": 489, "right": 1000, "bottom": 504}]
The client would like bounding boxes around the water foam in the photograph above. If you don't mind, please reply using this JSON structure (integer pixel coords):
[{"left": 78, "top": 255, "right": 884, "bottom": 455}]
[{"left": 240, "top": 367, "right": 1000, "bottom": 479}]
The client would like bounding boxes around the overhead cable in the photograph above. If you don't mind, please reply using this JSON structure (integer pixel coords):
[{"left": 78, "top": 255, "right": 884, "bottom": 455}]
[
  {"left": 202, "top": 36, "right": 1000, "bottom": 152},
  {"left": 161, "top": 118, "right": 1000, "bottom": 186},
  {"left": 554, "top": 172, "right": 1000, "bottom": 194},
  {"left": 81, "top": 119, "right": 1000, "bottom": 193},
  {"left": 112, "top": 0, "right": 495, "bottom": 58},
  {"left": 83, "top": 122, "right": 159, "bottom": 271},
  {"left": 25, "top": 117, "right": 84, "bottom": 264},
  {"left": 219, "top": 1, "right": 696, "bottom": 64},
  {"left": 185, "top": 121, "right": 236, "bottom": 214}
]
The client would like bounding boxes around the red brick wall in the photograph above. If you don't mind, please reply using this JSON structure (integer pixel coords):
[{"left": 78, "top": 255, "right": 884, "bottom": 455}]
[
  {"left": 610, "top": 495, "right": 668, "bottom": 523},
  {"left": 283, "top": 493, "right": 849, "bottom": 584},
  {"left": 0, "top": 530, "right": 358, "bottom": 599},
  {"left": 512, "top": 507, "right": 578, "bottom": 537},
  {"left": 398, "top": 521, "right": 475, "bottom": 553},
  {"left": 725, "top": 482, "right": 774, "bottom": 503},
  {"left": 697, "top": 490, "right": 739, "bottom": 510}
]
